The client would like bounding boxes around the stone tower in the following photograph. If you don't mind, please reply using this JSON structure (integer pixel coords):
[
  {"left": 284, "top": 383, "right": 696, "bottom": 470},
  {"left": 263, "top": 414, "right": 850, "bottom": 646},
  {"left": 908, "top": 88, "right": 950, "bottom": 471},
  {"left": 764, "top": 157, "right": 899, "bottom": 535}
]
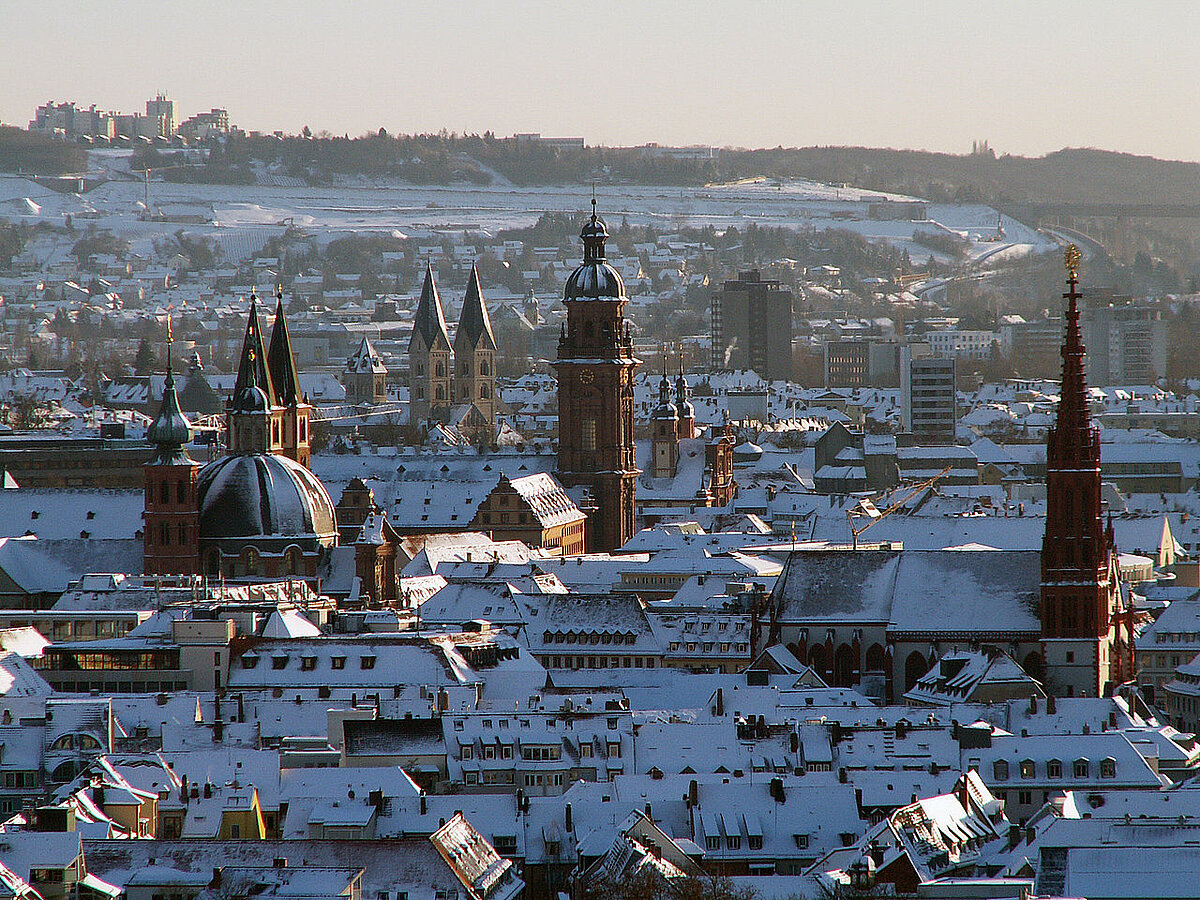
[
  {"left": 345, "top": 336, "right": 388, "bottom": 405},
  {"left": 651, "top": 367, "right": 680, "bottom": 479},
  {"left": 554, "top": 201, "right": 640, "bottom": 551},
  {"left": 453, "top": 262, "right": 498, "bottom": 429},
  {"left": 266, "top": 291, "right": 311, "bottom": 468},
  {"left": 143, "top": 334, "right": 200, "bottom": 576},
  {"left": 408, "top": 263, "right": 452, "bottom": 425},
  {"left": 1040, "top": 246, "right": 1122, "bottom": 697}
]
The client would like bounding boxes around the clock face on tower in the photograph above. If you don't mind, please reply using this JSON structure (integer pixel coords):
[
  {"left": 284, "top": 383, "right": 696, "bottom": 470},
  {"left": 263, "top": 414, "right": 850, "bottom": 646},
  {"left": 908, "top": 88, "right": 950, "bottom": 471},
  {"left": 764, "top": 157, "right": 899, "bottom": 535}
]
[{"left": 579, "top": 370, "right": 594, "bottom": 385}]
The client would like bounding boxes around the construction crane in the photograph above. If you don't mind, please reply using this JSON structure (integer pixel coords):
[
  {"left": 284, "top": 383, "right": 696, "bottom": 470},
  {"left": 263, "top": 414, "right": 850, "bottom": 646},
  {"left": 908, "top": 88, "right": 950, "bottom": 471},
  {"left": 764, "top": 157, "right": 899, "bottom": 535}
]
[{"left": 846, "top": 465, "right": 952, "bottom": 550}]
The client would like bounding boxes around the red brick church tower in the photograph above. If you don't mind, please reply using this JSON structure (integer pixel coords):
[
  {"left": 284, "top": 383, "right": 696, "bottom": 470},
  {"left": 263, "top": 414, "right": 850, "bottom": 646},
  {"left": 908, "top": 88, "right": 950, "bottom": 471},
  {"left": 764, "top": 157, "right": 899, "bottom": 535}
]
[
  {"left": 143, "top": 328, "right": 201, "bottom": 575},
  {"left": 555, "top": 200, "right": 640, "bottom": 551},
  {"left": 1040, "top": 246, "right": 1123, "bottom": 697}
]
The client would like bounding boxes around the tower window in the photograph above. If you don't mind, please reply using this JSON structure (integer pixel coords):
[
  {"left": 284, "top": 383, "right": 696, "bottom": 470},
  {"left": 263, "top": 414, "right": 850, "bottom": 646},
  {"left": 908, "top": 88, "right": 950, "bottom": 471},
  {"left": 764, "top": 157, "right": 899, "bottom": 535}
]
[
  {"left": 160, "top": 482, "right": 170, "bottom": 504},
  {"left": 582, "top": 418, "right": 597, "bottom": 452},
  {"left": 176, "top": 480, "right": 186, "bottom": 503}
]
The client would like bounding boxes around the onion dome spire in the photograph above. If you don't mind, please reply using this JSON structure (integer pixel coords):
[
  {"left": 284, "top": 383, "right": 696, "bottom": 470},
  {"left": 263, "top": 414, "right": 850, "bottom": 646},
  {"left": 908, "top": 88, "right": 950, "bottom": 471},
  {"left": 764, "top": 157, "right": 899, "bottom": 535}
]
[
  {"left": 564, "top": 196, "right": 626, "bottom": 301},
  {"left": 675, "top": 360, "right": 695, "bottom": 418},
  {"left": 653, "top": 355, "right": 677, "bottom": 420},
  {"left": 147, "top": 318, "right": 194, "bottom": 463}
]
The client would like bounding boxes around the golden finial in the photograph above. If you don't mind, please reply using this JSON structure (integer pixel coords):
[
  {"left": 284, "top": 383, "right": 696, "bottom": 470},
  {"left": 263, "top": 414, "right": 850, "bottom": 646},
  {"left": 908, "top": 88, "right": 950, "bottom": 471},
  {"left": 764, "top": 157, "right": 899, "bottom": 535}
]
[
  {"left": 166, "top": 315, "right": 173, "bottom": 344},
  {"left": 1065, "top": 244, "right": 1081, "bottom": 279}
]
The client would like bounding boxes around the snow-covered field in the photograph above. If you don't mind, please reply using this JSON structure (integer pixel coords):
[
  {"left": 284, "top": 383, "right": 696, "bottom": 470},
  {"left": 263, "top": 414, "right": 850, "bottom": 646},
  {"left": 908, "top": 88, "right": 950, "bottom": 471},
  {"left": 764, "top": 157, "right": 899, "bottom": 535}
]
[{"left": 0, "top": 152, "right": 1057, "bottom": 266}]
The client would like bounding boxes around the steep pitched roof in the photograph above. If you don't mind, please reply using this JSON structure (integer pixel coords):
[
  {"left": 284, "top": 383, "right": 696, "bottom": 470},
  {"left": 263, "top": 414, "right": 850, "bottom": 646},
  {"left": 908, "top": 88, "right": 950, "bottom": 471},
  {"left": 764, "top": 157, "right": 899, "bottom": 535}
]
[
  {"left": 266, "top": 296, "right": 301, "bottom": 405},
  {"left": 409, "top": 263, "right": 452, "bottom": 353},
  {"left": 232, "top": 297, "right": 276, "bottom": 407},
  {"left": 455, "top": 264, "right": 497, "bottom": 353},
  {"left": 347, "top": 336, "right": 387, "bottom": 375}
]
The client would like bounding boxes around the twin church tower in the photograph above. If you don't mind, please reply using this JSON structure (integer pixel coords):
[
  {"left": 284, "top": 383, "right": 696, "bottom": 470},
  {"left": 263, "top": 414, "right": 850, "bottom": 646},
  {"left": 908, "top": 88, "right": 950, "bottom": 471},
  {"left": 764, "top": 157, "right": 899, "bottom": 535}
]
[{"left": 408, "top": 203, "right": 641, "bottom": 551}]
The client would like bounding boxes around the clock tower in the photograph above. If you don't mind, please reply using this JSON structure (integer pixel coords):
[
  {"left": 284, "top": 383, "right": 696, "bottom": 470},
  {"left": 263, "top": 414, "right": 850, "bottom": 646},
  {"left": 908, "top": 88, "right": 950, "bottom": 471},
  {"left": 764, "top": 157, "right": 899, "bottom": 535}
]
[{"left": 554, "top": 201, "right": 640, "bottom": 551}]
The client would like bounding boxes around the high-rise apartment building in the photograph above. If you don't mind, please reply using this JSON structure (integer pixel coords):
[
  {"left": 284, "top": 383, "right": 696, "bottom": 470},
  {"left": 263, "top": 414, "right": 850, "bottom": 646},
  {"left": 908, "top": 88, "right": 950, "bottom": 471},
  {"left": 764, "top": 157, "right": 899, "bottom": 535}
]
[
  {"left": 710, "top": 270, "right": 793, "bottom": 380},
  {"left": 900, "top": 344, "right": 956, "bottom": 444},
  {"left": 1080, "top": 300, "right": 1167, "bottom": 385}
]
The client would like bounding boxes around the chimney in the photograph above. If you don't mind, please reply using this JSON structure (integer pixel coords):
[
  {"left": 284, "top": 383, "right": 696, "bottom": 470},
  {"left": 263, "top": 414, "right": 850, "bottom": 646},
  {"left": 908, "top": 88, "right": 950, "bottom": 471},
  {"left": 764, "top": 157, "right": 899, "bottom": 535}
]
[
  {"left": 1047, "top": 694, "right": 1056, "bottom": 715},
  {"left": 1029, "top": 694, "right": 1038, "bottom": 715},
  {"left": 689, "top": 779, "right": 699, "bottom": 807},
  {"left": 419, "top": 791, "right": 427, "bottom": 816},
  {"left": 565, "top": 802, "right": 573, "bottom": 833},
  {"left": 645, "top": 802, "right": 653, "bottom": 822},
  {"left": 210, "top": 869, "right": 222, "bottom": 890},
  {"left": 1008, "top": 824, "right": 1022, "bottom": 849},
  {"left": 715, "top": 688, "right": 724, "bottom": 717}
]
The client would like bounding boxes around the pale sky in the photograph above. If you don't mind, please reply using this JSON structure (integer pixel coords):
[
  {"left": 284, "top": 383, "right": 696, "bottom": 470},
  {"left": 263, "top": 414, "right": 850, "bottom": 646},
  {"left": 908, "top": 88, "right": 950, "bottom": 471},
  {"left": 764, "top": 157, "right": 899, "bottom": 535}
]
[{"left": 4, "top": 0, "right": 1199, "bottom": 160}]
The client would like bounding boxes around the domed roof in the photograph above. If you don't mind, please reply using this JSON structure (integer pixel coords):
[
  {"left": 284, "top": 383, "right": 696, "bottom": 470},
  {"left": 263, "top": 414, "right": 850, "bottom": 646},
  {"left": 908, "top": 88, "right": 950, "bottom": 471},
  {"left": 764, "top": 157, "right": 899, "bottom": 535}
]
[
  {"left": 147, "top": 371, "right": 193, "bottom": 456},
  {"left": 564, "top": 261, "right": 625, "bottom": 301},
  {"left": 564, "top": 200, "right": 625, "bottom": 301},
  {"left": 234, "top": 385, "right": 272, "bottom": 413},
  {"left": 197, "top": 454, "right": 337, "bottom": 545}
]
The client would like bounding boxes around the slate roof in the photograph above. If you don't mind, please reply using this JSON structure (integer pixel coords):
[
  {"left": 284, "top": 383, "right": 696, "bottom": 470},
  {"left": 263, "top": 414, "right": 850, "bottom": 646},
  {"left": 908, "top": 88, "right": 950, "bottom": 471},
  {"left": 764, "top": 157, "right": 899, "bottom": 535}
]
[
  {"left": 409, "top": 264, "right": 451, "bottom": 353},
  {"left": 266, "top": 297, "right": 301, "bottom": 406},
  {"left": 772, "top": 549, "right": 1041, "bottom": 635},
  {"left": 454, "top": 264, "right": 497, "bottom": 353}
]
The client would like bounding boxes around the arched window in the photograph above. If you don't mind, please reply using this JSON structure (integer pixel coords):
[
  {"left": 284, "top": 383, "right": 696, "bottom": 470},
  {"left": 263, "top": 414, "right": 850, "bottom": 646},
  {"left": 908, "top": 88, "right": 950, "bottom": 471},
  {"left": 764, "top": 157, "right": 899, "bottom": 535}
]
[
  {"left": 243, "top": 548, "right": 259, "bottom": 577},
  {"left": 284, "top": 547, "right": 302, "bottom": 575},
  {"left": 51, "top": 761, "right": 80, "bottom": 783},
  {"left": 160, "top": 522, "right": 169, "bottom": 545},
  {"left": 436, "top": 362, "right": 445, "bottom": 377},
  {"left": 582, "top": 418, "right": 597, "bottom": 452},
  {"left": 904, "top": 651, "right": 928, "bottom": 690},
  {"left": 481, "top": 385, "right": 491, "bottom": 399},
  {"left": 207, "top": 550, "right": 221, "bottom": 576},
  {"left": 176, "top": 479, "right": 186, "bottom": 504},
  {"left": 481, "top": 359, "right": 490, "bottom": 375},
  {"left": 160, "top": 481, "right": 170, "bottom": 504}
]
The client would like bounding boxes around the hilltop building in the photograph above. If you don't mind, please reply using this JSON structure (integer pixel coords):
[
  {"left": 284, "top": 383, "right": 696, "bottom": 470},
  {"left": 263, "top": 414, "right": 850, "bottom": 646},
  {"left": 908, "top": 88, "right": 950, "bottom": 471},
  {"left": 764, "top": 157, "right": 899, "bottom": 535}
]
[{"left": 554, "top": 201, "right": 640, "bottom": 552}]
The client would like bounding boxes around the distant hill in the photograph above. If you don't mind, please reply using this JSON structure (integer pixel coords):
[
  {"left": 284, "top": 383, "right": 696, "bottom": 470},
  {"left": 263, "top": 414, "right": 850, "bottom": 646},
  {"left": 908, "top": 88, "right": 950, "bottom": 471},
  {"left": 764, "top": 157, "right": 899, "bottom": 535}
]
[
  {"left": 717, "top": 146, "right": 1200, "bottom": 206},
  {"left": 200, "top": 133, "right": 1200, "bottom": 207},
  {"left": 0, "top": 126, "right": 86, "bottom": 175}
]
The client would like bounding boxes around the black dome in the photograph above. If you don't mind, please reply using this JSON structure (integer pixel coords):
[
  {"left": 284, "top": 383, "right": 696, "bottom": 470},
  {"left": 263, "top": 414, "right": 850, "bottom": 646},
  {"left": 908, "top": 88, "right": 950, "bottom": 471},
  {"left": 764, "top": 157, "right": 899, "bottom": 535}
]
[
  {"left": 234, "top": 385, "right": 272, "bottom": 413},
  {"left": 564, "top": 261, "right": 626, "bottom": 300},
  {"left": 566, "top": 203, "right": 625, "bottom": 301},
  {"left": 197, "top": 454, "right": 337, "bottom": 545}
]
